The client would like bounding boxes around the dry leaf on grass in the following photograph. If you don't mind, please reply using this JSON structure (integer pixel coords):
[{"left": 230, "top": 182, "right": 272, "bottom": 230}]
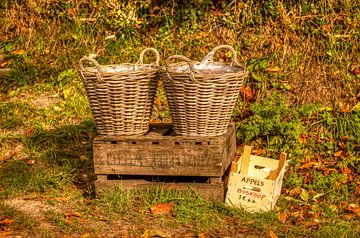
[
  {"left": 334, "top": 150, "right": 344, "bottom": 157},
  {"left": 10, "top": 50, "right": 26, "bottom": 55},
  {"left": 0, "top": 61, "right": 11, "bottom": 68},
  {"left": 240, "top": 86, "right": 254, "bottom": 100},
  {"left": 347, "top": 204, "right": 360, "bottom": 216},
  {"left": 0, "top": 219, "right": 15, "bottom": 225},
  {"left": 141, "top": 229, "right": 171, "bottom": 238},
  {"left": 0, "top": 230, "right": 12, "bottom": 238},
  {"left": 268, "top": 229, "right": 278, "bottom": 238},
  {"left": 80, "top": 233, "right": 91, "bottom": 238},
  {"left": 150, "top": 201, "right": 174, "bottom": 215},
  {"left": 300, "top": 162, "right": 319, "bottom": 169},
  {"left": 266, "top": 66, "right": 281, "bottom": 73},
  {"left": 26, "top": 160, "right": 36, "bottom": 165},
  {"left": 278, "top": 212, "right": 288, "bottom": 224}
]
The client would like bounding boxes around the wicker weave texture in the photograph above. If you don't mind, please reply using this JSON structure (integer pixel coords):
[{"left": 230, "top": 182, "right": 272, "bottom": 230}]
[
  {"left": 79, "top": 48, "right": 159, "bottom": 136},
  {"left": 163, "top": 45, "right": 248, "bottom": 137}
]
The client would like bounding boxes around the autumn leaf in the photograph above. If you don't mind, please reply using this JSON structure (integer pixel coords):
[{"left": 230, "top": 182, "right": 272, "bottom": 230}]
[
  {"left": 0, "top": 61, "right": 11, "bottom": 68},
  {"left": 268, "top": 229, "right": 278, "bottom": 238},
  {"left": 24, "top": 127, "right": 34, "bottom": 137},
  {"left": 141, "top": 229, "right": 171, "bottom": 238},
  {"left": 322, "top": 168, "right": 338, "bottom": 176},
  {"left": 154, "top": 98, "right": 161, "bottom": 106},
  {"left": 64, "top": 211, "right": 82, "bottom": 219},
  {"left": 0, "top": 219, "right": 15, "bottom": 225},
  {"left": 26, "top": 160, "right": 36, "bottom": 165},
  {"left": 300, "top": 162, "right": 318, "bottom": 169},
  {"left": 346, "top": 204, "right": 360, "bottom": 216},
  {"left": 278, "top": 212, "right": 287, "bottom": 224},
  {"left": 150, "top": 201, "right": 174, "bottom": 215},
  {"left": 240, "top": 86, "right": 254, "bottom": 100},
  {"left": 289, "top": 188, "right": 302, "bottom": 197},
  {"left": 351, "top": 102, "right": 360, "bottom": 112},
  {"left": 10, "top": 50, "right": 26, "bottom": 55},
  {"left": 254, "top": 148, "right": 266, "bottom": 156},
  {"left": 0, "top": 229, "right": 12, "bottom": 238},
  {"left": 342, "top": 167, "right": 352, "bottom": 174},
  {"left": 266, "top": 66, "right": 281, "bottom": 73},
  {"left": 351, "top": 67, "right": 360, "bottom": 75},
  {"left": 299, "top": 220, "right": 320, "bottom": 227},
  {"left": 300, "top": 189, "right": 309, "bottom": 202},
  {"left": 80, "top": 233, "right": 91, "bottom": 238},
  {"left": 334, "top": 150, "right": 344, "bottom": 157}
]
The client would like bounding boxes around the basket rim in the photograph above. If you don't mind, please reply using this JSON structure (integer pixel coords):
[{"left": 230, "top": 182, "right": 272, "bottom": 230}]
[{"left": 165, "top": 61, "right": 247, "bottom": 76}]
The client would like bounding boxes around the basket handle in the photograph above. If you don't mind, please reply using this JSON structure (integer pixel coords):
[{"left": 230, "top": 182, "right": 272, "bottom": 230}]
[
  {"left": 200, "top": 45, "right": 240, "bottom": 66},
  {"left": 136, "top": 48, "right": 160, "bottom": 66},
  {"left": 79, "top": 57, "right": 104, "bottom": 82},
  {"left": 165, "top": 55, "right": 198, "bottom": 81}
]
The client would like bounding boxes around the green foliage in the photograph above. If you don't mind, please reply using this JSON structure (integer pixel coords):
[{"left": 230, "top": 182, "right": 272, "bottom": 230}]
[{"left": 236, "top": 94, "right": 303, "bottom": 153}]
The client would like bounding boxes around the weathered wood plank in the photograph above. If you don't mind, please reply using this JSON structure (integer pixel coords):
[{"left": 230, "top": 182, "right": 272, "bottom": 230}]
[{"left": 93, "top": 123, "right": 236, "bottom": 177}]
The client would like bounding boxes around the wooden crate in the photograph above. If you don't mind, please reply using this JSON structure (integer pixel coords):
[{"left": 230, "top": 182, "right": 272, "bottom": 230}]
[
  {"left": 93, "top": 123, "right": 236, "bottom": 177},
  {"left": 225, "top": 145, "right": 287, "bottom": 212},
  {"left": 95, "top": 174, "right": 226, "bottom": 201}
]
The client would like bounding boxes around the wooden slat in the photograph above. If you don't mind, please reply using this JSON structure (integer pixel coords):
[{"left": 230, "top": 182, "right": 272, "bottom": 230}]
[
  {"left": 94, "top": 165, "right": 223, "bottom": 177},
  {"left": 267, "top": 152, "right": 287, "bottom": 180},
  {"left": 239, "top": 145, "right": 253, "bottom": 175}
]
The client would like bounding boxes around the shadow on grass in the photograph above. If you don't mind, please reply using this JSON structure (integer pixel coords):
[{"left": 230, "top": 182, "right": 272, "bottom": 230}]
[{"left": 0, "top": 120, "right": 98, "bottom": 198}]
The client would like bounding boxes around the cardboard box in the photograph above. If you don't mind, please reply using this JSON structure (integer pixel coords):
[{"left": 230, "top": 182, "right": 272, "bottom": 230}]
[{"left": 225, "top": 145, "right": 287, "bottom": 212}]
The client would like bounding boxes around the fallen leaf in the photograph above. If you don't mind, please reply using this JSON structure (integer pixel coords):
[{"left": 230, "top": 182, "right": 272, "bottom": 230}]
[
  {"left": 300, "top": 189, "right": 309, "bottom": 202},
  {"left": 24, "top": 127, "right": 33, "bottom": 136},
  {"left": 240, "top": 86, "right": 254, "bottom": 100},
  {"left": 0, "top": 61, "right": 11, "bottom": 68},
  {"left": 79, "top": 155, "right": 88, "bottom": 161},
  {"left": 150, "top": 201, "right": 174, "bottom": 215},
  {"left": 278, "top": 212, "right": 287, "bottom": 224},
  {"left": 64, "top": 211, "right": 82, "bottom": 221},
  {"left": 80, "top": 233, "right": 91, "bottom": 238},
  {"left": 300, "top": 162, "right": 318, "bottom": 169},
  {"left": 26, "top": 160, "right": 36, "bottom": 165},
  {"left": 0, "top": 219, "right": 15, "bottom": 225},
  {"left": 268, "top": 229, "right": 278, "bottom": 238},
  {"left": 351, "top": 67, "right": 360, "bottom": 75},
  {"left": 322, "top": 24, "right": 331, "bottom": 32},
  {"left": 254, "top": 148, "right": 266, "bottom": 156},
  {"left": 322, "top": 168, "right": 338, "bottom": 176},
  {"left": 154, "top": 98, "right": 161, "bottom": 106},
  {"left": 289, "top": 188, "right": 302, "bottom": 197},
  {"left": 266, "top": 66, "right": 281, "bottom": 73},
  {"left": 347, "top": 204, "right": 360, "bottom": 216},
  {"left": 300, "top": 220, "right": 320, "bottom": 227},
  {"left": 53, "top": 106, "right": 62, "bottom": 111},
  {"left": 351, "top": 102, "right": 360, "bottom": 112},
  {"left": 10, "top": 50, "right": 26, "bottom": 55},
  {"left": 338, "top": 102, "right": 349, "bottom": 113},
  {"left": 334, "top": 150, "right": 343, "bottom": 157},
  {"left": 141, "top": 229, "right": 171, "bottom": 238},
  {"left": 342, "top": 167, "right": 352, "bottom": 174},
  {"left": 0, "top": 229, "right": 12, "bottom": 238},
  {"left": 311, "top": 193, "right": 325, "bottom": 201}
]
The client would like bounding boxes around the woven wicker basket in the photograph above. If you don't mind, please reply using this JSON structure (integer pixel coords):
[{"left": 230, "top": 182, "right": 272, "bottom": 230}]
[
  {"left": 79, "top": 48, "right": 160, "bottom": 136},
  {"left": 162, "top": 45, "right": 247, "bottom": 136}
]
